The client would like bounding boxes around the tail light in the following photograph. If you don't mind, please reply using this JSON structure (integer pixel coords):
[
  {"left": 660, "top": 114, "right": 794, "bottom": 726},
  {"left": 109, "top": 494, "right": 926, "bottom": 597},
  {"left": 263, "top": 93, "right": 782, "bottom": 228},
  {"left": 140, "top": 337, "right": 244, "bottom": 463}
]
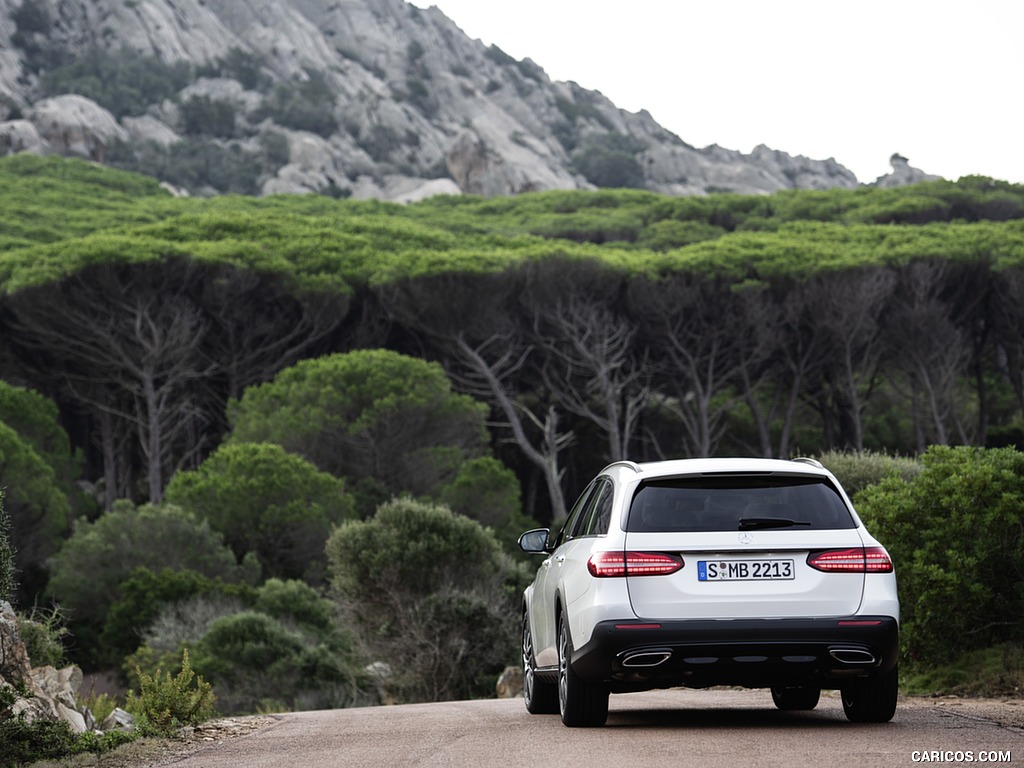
[
  {"left": 588, "top": 551, "right": 684, "bottom": 577},
  {"left": 807, "top": 546, "right": 893, "bottom": 573}
]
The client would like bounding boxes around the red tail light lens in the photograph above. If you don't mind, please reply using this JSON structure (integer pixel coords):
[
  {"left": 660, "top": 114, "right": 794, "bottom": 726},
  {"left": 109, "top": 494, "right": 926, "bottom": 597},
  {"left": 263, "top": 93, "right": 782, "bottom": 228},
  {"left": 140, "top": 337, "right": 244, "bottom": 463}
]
[
  {"left": 588, "top": 551, "right": 684, "bottom": 577},
  {"left": 807, "top": 546, "right": 893, "bottom": 573}
]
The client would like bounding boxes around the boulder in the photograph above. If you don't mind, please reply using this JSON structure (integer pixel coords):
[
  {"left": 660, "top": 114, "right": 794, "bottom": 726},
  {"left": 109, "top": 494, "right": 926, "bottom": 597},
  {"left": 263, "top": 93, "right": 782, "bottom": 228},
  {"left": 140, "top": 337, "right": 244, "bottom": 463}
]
[
  {"left": 0, "top": 601, "right": 93, "bottom": 734},
  {"left": 875, "top": 153, "right": 941, "bottom": 188},
  {"left": 0, "top": 600, "right": 32, "bottom": 685},
  {"left": 349, "top": 174, "right": 460, "bottom": 203},
  {"left": 26, "top": 95, "right": 129, "bottom": 162},
  {"left": 0, "top": 119, "right": 48, "bottom": 155},
  {"left": 122, "top": 115, "right": 181, "bottom": 147},
  {"left": 495, "top": 665, "right": 523, "bottom": 698},
  {"left": 101, "top": 707, "right": 135, "bottom": 732}
]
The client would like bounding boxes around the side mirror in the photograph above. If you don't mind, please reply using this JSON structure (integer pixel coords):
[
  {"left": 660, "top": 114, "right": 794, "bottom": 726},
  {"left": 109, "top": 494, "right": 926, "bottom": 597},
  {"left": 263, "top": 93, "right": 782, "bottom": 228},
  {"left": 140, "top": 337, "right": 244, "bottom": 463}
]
[{"left": 518, "top": 528, "right": 551, "bottom": 554}]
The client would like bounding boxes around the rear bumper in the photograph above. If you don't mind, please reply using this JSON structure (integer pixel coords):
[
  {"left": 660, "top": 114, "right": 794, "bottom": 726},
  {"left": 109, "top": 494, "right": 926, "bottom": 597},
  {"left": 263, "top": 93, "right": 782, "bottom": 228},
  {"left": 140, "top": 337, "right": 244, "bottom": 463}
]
[{"left": 566, "top": 616, "right": 899, "bottom": 693}]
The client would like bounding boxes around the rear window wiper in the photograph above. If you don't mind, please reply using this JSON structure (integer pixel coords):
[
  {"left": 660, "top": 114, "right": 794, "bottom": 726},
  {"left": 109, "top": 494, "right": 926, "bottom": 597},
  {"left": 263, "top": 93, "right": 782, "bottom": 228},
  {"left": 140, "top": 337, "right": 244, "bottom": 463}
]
[{"left": 738, "top": 517, "right": 813, "bottom": 530}]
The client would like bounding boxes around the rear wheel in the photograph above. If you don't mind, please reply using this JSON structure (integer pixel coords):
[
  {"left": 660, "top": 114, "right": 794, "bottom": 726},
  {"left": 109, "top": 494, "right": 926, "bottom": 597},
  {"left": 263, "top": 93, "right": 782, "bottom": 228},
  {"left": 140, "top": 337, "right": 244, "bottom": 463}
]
[
  {"left": 522, "top": 612, "right": 558, "bottom": 714},
  {"left": 557, "top": 615, "right": 609, "bottom": 727},
  {"left": 841, "top": 664, "right": 898, "bottom": 723},
  {"left": 770, "top": 685, "right": 820, "bottom": 710}
]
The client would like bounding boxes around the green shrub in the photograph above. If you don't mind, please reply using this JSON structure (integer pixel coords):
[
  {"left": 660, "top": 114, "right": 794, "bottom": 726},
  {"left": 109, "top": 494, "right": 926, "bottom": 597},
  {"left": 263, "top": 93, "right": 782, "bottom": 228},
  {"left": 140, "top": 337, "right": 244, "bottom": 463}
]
[
  {"left": 107, "top": 138, "right": 268, "bottom": 195},
  {"left": 102, "top": 567, "right": 255, "bottom": 665},
  {"left": 68, "top": 728, "right": 138, "bottom": 756},
  {"left": 47, "top": 500, "right": 256, "bottom": 668},
  {"left": 1, "top": 661, "right": 137, "bottom": 766},
  {"left": 199, "top": 47, "right": 271, "bottom": 91},
  {"left": 180, "top": 95, "right": 239, "bottom": 139},
  {"left": 123, "top": 592, "right": 249, "bottom": 687},
  {"left": 0, "top": 683, "right": 76, "bottom": 768},
  {"left": 855, "top": 446, "right": 1024, "bottom": 665},
  {"left": 254, "top": 71, "right": 338, "bottom": 137},
  {"left": 38, "top": 46, "right": 193, "bottom": 117},
  {"left": 190, "top": 607, "right": 361, "bottom": 714},
  {"left": 79, "top": 687, "right": 117, "bottom": 725},
  {"left": 126, "top": 580, "right": 362, "bottom": 714},
  {"left": 815, "top": 449, "right": 922, "bottom": 497},
  {"left": 17, "top": 605, "right": 68, "bottom": 667},
  {"left": 126, "top": 649, "right": 216, "bottom": 736},
  {"left": 571, "top": 133, "right": 646, "bottom": 189},
  {"left": 253, "top": 578, "right": 335, "bottom": 633},
  {"left": 327, "top": 498, "right": 528, "bottom": 702}
]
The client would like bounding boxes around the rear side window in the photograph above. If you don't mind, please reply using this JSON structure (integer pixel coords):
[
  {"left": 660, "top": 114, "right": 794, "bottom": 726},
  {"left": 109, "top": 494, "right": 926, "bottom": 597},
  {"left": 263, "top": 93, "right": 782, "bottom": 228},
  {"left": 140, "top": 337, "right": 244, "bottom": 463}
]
[
  {"left": 627, "top": 475, "right": 855, "bottom": 532},
  {"left": 580, "top": 480, "right": 614, "bottom": 536}
]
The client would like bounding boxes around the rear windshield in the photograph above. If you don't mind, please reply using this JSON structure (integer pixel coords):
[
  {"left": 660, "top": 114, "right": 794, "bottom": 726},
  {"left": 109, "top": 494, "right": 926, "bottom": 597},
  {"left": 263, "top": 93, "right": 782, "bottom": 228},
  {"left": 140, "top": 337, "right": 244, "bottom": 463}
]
[{"left": 627, "top": 475, "right": 856, "bottom": 532}]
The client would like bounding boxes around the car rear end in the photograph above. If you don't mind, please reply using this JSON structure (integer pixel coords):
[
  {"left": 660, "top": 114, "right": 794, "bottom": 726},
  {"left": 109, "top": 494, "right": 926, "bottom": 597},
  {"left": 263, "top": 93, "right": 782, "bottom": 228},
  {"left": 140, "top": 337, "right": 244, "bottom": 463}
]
[{"left": 571, "top": 459, "right": 899, "bottom": 719}]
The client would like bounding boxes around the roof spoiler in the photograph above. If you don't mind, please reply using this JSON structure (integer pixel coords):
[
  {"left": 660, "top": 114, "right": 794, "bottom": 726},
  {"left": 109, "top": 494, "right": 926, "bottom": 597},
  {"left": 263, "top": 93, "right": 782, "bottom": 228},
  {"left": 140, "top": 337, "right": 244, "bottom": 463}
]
[
  {"left": 792, "top": 456, "right": 824, "bottom": 468},
  {"left": 601, "top": 460, "right": 641, "bottom": 473}
]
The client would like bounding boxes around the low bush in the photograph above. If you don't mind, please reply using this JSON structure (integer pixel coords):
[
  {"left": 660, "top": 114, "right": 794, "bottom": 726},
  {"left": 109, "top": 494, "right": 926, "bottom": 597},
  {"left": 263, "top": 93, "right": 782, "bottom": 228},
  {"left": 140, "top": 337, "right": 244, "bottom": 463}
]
[
  {"left": 17, "top": 604, "right": 68, "bottom": 668},
  {"left": 327, "top": 498, "right": 529, "bottom": 703},
  {"left": 0, "top": 683, "right": 76, "bottom": 768},
  {"left": 125, "top": 580, "right": 365, "bottom": 715},
  {"left": 901, "top": 643, "right": 1024, "bottom": 697},
  {"left": 1, "top": 682, "right": 136, "bottom": 767},
  {"left": 126, "top": 649, "right": 216, "bottom": 737}
]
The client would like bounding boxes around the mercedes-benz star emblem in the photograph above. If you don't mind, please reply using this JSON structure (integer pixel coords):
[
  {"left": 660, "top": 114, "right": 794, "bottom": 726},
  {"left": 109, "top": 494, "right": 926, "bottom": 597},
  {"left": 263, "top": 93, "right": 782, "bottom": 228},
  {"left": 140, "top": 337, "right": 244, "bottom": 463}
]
[{"left": 738, "top": 533, "right": 753, "bottom": 545}]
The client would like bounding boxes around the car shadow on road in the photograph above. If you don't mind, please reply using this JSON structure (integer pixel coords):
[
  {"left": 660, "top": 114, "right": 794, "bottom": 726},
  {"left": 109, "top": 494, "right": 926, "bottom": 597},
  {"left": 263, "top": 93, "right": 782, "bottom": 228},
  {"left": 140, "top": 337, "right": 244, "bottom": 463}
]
[{"left": 605, "top": 707, "right": 855, "bottom": 730}]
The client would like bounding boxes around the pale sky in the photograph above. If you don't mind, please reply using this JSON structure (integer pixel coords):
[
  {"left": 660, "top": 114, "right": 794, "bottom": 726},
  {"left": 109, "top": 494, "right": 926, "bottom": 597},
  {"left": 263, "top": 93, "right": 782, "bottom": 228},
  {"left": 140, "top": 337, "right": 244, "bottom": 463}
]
[{"left": 411, "top": 0, "right": 1023, "bottom": 185}]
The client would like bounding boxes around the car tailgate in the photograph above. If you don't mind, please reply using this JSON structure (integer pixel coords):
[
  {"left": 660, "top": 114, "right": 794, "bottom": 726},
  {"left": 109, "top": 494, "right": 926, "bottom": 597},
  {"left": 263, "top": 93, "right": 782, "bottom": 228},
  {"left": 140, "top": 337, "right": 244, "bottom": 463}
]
[{"left": 622, "top": 529, "right": 867, "bottom": 620}]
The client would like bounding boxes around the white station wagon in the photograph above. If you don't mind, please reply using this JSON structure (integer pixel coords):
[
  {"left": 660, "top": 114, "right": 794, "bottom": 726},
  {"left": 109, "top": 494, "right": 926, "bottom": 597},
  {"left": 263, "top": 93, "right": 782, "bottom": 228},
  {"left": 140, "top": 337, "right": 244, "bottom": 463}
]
[{"left": 519, "top": 457, "right": 900, "bottom": 727}]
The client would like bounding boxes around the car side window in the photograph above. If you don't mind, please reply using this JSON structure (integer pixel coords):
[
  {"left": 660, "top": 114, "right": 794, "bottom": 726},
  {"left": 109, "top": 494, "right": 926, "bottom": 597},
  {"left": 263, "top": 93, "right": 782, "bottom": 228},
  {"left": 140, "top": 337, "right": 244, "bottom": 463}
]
[
  {"left": 552, "top": 480, "right": 598, "bottom": 548},
  {"left": 580, "top": 479, "right": 614, "bottom": 536}
]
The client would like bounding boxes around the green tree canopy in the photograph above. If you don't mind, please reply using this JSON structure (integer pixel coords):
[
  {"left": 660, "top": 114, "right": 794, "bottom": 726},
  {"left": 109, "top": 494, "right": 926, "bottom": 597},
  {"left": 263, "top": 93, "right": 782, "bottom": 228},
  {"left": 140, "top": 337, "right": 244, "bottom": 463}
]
[
  {"left": 0, "top": 383, "right": 80, "bottom": 492},
  {"left": 165, "top": 442, "right": 355, "bottom": 582},
  {"left": 436, "top": 456, "right": 535, "bottom": 557},
  {"left": 0, "top": 421, "right": 70, "bottom": 604},
  {"left": 227, "top": 350, "right": 490, "bottom": 500}
]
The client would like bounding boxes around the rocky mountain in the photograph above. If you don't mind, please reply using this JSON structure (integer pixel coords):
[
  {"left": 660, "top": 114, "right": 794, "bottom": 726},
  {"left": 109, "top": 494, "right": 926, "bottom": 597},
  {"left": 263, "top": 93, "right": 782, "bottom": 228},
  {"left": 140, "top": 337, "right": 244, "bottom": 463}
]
[{"left": 0, "top": 0, "right": 938, "bottom": 200}]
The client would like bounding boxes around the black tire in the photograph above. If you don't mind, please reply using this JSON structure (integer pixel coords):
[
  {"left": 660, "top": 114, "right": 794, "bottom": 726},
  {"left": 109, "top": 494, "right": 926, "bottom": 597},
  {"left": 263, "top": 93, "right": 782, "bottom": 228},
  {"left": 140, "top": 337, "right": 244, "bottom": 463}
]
[
  {"left": 557, "top": 615, "right": 609, "bottom": 727},
  {"left": 522, "top": 612, "right": 558, "bottom": 714},
  {"left": 770, "top": 685, "right": 821, "bottom": 710},
  {"left": 841, "top": 664, "right": 898, "bottom": 723}
]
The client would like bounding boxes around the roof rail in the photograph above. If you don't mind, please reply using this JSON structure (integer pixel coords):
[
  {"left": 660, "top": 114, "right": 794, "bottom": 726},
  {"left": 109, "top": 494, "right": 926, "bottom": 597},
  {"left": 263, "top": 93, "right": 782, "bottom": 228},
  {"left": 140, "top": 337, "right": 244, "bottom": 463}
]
[
  {"left": 601, "top": 460, "right": 642, "bottom": 473},
  {"left": 792, "top": 456, "right": 824, "bottom": 469}
]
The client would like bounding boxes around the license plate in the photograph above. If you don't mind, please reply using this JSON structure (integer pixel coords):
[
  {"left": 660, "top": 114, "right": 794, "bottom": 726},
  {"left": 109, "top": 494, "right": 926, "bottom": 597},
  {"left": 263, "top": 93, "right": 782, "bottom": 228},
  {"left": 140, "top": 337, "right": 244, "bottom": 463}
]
[{"left": 698, "top": 559, "right": 795, "bottom": 581}]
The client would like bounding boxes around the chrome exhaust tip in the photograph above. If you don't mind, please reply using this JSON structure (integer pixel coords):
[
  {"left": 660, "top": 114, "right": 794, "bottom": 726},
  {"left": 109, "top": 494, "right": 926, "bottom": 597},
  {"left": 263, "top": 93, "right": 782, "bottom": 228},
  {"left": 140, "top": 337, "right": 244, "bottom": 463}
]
[
  {"left": 621, "top": 650, "right": 673, "bottom": 668},
  {"left": 829, "top": 648, "right": 877, "bottom": 665}
]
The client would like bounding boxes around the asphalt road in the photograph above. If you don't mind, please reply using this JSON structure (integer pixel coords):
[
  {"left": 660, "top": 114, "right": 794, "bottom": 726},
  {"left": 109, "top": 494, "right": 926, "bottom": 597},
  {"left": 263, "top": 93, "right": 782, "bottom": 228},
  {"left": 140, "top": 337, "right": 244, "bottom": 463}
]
[{"left": 154, "top": 689, "right": 1024, "bottom": 768}]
